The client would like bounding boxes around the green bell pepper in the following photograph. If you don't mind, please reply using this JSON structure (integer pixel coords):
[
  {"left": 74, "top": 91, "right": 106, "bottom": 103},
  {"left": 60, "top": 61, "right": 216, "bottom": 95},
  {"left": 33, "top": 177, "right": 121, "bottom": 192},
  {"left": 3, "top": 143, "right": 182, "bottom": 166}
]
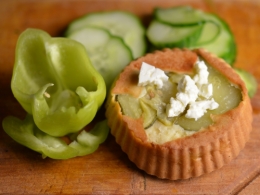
[
  {"left": 3, "top": 115, "right": 109, "bottom": 159},
  {"left": 2, "top": 28, "right": 109, "bottom": 159}
]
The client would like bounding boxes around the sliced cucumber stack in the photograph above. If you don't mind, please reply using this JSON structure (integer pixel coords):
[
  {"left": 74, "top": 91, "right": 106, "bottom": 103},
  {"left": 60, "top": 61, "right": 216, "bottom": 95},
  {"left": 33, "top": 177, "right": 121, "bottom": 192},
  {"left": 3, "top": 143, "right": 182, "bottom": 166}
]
[
  {"left": 67, "top": 26, "right": 132, "bottom": 89},
  {"left": 191, "top": 13, "right": 236, "bottom": 65},
  {"left": 147, "top": 6, "right": 236, "bottom": 65},
  {"left": 65, "top": 11, "right": 146, "bottom": 89},
  {"left": 147, "top": 20, "right": 204, "bottom": 48},
  {"left": 66, "top": 11, "right": 146, "bottom": 59},
  {"left": 154, "top": 6, "right": 205, "bottom": 26}
]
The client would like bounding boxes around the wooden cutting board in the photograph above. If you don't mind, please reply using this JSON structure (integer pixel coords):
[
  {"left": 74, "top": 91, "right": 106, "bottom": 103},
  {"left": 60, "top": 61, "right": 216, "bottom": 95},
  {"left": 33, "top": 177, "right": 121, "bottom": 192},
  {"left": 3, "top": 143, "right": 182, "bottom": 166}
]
[{"left": 0, "top": 0, "right": 260, "bottom": 194}]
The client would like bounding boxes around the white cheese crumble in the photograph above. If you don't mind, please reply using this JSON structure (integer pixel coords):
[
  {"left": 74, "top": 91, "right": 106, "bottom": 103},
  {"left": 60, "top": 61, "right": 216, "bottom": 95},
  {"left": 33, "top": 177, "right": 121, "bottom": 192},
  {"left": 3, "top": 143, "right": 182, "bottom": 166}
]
[
  {"left": 185, "top": 98, "right": 219, "bottom": 120},
  {"left": 177, "top": 75, "right": 199, "bottom": 103},
  {"left": 166, "top": 75, "right": 199, "bottom": 117},
  {"left": 166, "top": 98, "right": 184, "bottom": 117},
  {"left": 166, "top": 59, "right": 219, "bottom": 120},
  {"left": 194, "top": 60, "right": 213, "bottom": 99},
  {"left": 138, "top": 60, "right": 219, "bottom": 122},
  {"left": 193, "top": 60, "right": 209, "bottom": 85},
  {"left": 198, "top": 84, "right": 213, "bottom": 99},
  {"left": 138, "top": 62, "right": 168, "bottom": 89}
]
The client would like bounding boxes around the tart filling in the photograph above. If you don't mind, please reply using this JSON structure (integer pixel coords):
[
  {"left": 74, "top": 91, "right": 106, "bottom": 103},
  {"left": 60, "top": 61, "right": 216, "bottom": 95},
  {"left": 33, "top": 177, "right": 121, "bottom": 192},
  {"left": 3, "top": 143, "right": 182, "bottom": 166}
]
[{"left": 117, "top": 57, "right": 242, "bottom": 144}]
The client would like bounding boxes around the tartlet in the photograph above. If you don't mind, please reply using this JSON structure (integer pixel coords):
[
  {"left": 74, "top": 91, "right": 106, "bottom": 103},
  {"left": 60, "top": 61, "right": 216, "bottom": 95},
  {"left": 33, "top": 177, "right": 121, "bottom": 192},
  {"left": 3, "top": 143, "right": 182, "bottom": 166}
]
[{"left": 105, "top": 48, "right": 252, "bottom": 180}]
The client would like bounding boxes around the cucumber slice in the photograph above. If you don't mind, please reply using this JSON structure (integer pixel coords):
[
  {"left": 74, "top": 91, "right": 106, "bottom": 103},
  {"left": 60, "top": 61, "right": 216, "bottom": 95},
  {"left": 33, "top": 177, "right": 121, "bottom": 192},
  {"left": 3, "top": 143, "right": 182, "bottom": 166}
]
[
  {"left": 65, "top": 11, "right": 146, "bottom": 59},
  {"left": 157, "top": 113, "right": 175, "bottom": 126},
  {"left": 194, "top": 20, "right": 220, "bottom": 45},
  {"left": 117, "top": 94, "right": 158, "bottom": 128},
  {"left": 117, "top": 94, "right": 142, "bottom": 118},
  {"left": 67, "top": 26, "right": 133, "bottom": 89},
  {"left": 155, "top": 6, "right": 221, "bottom": 45},
  {"left": 192, "top": 13, "right": 237, "bottom": 65},
  {"left": 176, "top": 113, "right": 213, "bottom": 131},
  {"left": 140, "top": 100, "right": 157, "bottom": 129},
  {"left": 147, "top": 20, "right": 203, "bottom": 48},
  {"left": 147, "top": 6, "right": 237, "bottom": 65},
  {"left": 234, "top": 68, "right": 258, "bottom": 98},
  {"left": 154, "top": 6, "right": 204, "bottom": 26}
]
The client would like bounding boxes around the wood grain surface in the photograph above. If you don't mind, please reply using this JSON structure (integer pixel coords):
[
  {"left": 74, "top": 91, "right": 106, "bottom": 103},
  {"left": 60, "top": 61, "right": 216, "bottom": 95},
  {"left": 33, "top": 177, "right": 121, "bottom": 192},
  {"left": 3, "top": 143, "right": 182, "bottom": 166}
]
[{"left": 0, "top": 0, "right": 260, "bottom": 194}]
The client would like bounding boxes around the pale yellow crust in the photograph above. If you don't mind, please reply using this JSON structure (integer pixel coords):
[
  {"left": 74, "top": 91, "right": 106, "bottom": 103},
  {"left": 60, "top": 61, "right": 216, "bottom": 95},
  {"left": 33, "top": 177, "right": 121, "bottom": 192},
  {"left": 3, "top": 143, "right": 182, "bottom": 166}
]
[{"left": 105, "top": 48, "right": 253, "bottom": 180}]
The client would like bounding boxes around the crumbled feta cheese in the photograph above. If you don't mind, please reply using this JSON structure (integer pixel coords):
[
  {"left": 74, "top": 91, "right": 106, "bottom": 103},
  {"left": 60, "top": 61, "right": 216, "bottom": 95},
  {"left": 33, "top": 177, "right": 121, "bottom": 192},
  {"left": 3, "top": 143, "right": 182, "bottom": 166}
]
[
  {"left": 166, "top": 59, "right": 219, "bottom": 120},
  {"left": 166, "top": 75, "right": 199, "bottom": 117},
  {"left": 177, "top": 75, "right": 199, "bottom": 103},
  {"left": 138, "top": 62, "right": 168, "bottom": 89},
  {"left": 166, "top": 98, "right": 185, "bottom": 117},
  {"left": 185, "top": 98, "right": 219, "bottom": 120},
  {"left": 138, "top": 60, "right": 219, "bottom": 121},
  {"left": 198, "top": 83, "right": 213, "bottom": 99},
  {"left": 194, "top": 59, "right": 213, "bottom": 98},
  {"left": 193, "top": 60, "right": 209, "bottom": 85},
  {"left": 176, "top": 93, "right": 191, "bottom": 106}
]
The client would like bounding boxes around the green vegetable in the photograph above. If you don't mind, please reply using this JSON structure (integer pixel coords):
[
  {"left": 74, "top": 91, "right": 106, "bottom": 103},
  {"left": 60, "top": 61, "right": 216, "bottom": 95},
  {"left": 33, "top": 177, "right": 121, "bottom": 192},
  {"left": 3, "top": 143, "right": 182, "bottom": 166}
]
[
  {"left": 154, "top": 6, "right": 204, "bottom": 26},
  {"left": 65, "top": 11, "right": 146, "bottom": 59},
  {"left": 147, "top": 6, "right": 236, "bottom": 65},
  {"left": 192, "top": 13, "right": 237, "bottom": 65},
  {"left": 67, "top": 26, "right": 133, "bottom": 89},
  {"left": 146, "top": 19, "right": 204, "bottom": 48},
  {"left": 2, "top": 28, "right": 108, "bottom": 159},
  {"left": 3, "top": 115, "right": 109, "bottom": 159},
  {"left": 234, "top": 68, "right": 258, "bottom": 98},
  {"left": 65, "top": 11, "right": 146, "bottom": 89}
]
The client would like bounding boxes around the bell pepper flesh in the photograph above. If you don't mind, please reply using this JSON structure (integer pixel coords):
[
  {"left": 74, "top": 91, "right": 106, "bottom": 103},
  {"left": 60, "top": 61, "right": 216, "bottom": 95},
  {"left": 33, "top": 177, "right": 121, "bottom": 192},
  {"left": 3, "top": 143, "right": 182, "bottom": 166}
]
[
  {"left": 2, "top": 28, "right": 108, "bottom": 159},
  {"left": 2, "top": 115, "right": 109, "bottom": 159}
]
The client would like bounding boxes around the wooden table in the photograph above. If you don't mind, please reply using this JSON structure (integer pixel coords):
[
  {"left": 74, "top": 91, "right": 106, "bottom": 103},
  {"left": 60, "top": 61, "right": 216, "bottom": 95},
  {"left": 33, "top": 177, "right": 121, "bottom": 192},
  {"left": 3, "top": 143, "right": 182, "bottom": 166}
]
[{"left": 0, "top": 0, "right": 260, "bottom": 194}]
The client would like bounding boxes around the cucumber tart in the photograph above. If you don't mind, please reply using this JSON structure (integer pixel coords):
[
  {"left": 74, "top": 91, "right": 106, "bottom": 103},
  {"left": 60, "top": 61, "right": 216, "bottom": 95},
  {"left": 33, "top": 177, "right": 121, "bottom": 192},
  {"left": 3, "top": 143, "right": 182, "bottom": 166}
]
[{"left": 105, "top": 48, "right": 252, "bottom": 180}]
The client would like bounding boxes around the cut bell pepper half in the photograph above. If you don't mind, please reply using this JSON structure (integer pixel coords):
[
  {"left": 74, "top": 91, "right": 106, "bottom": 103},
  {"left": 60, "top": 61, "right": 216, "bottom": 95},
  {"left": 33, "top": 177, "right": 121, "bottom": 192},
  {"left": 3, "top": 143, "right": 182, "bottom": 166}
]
[
  {"left": 10, "top": 28, "right": 106, "bottom": 136},
  {"left": 2, "top": 28, "right": 109, "bottom": 159}
]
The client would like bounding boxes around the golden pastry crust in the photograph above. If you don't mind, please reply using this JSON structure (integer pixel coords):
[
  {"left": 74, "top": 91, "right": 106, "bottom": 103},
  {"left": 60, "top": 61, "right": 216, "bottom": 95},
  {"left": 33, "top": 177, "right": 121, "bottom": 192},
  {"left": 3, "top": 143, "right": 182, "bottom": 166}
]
[{"left": 105, "top": 48, "right": 252, "bottom": 180}]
